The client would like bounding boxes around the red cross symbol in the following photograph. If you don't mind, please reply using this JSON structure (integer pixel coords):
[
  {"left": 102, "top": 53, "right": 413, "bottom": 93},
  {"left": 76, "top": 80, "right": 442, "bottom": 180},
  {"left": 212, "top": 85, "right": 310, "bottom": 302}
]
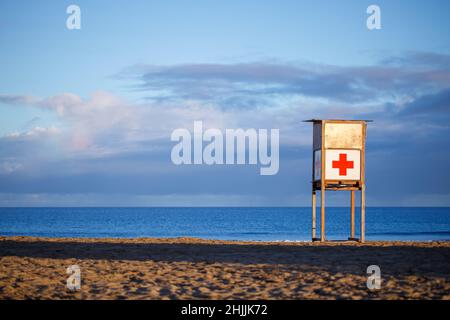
[{"left": 332, "top": 153, "right": 354, "bottom": 176}]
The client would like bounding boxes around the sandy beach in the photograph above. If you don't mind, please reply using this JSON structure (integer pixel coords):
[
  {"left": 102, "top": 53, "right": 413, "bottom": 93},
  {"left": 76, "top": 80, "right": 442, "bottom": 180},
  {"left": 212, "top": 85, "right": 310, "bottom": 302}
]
[{"left": 0, "top": 236, "right": 449, "bottom": 300}]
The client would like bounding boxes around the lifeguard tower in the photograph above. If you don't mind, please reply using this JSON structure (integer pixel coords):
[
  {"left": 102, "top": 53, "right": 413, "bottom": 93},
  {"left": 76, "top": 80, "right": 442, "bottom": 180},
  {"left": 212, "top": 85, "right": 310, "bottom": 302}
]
[{"left": 305, "top": 119, "right": 370, "bottom": 242}]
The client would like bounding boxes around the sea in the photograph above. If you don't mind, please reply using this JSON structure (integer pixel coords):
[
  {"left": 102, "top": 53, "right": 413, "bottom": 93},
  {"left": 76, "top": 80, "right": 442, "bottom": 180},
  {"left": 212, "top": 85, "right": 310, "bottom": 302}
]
[{"left": 0, "top": 207, "right": 449, "bottom": 241}]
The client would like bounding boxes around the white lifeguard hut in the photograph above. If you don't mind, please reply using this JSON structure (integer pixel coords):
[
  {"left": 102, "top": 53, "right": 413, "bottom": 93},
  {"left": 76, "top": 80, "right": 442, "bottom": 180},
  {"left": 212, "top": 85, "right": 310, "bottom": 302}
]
[{"left": 305, "top": 119, "right": 370, "bottom": 242}]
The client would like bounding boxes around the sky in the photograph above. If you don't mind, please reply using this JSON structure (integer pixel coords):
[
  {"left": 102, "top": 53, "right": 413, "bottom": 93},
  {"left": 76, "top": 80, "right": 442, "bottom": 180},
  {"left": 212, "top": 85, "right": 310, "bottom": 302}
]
[{"left": 0, "top": 0, "right": 450, "bottom": 206}]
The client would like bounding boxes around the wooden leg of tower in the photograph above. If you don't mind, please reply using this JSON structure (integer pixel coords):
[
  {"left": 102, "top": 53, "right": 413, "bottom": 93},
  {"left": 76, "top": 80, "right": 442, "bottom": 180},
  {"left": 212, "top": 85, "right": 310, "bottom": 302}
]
[
  {"left": 350, "top": 190, "right": 355, "bottom": 240},
  {"left": 321, "top": 188, "right": 325, "bottom": 242},
  {"left": 312, "top": 191, "right": 316, "bottom": 241},
  {"left": 360, "top": 185, "right": 366, "bottom": 243}
]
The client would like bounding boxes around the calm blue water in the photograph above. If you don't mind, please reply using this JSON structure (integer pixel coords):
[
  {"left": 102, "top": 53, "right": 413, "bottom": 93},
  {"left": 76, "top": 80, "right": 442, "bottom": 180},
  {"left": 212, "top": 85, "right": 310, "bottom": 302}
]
[{"left": 0, "top": 207, "right": 449, "bottom": 241}]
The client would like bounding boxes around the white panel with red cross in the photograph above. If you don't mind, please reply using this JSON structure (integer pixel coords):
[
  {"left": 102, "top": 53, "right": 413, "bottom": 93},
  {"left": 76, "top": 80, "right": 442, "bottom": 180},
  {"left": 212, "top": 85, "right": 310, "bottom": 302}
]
[{"left": 325, "top": 149, "right": 361, "bottom": 180}]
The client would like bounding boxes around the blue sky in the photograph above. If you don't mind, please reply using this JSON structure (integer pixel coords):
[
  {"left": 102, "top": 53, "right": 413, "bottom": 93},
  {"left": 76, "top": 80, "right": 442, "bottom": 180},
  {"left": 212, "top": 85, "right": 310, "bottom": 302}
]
[{"left": 0, "top": 0, "right": 450, "bottom": 206}]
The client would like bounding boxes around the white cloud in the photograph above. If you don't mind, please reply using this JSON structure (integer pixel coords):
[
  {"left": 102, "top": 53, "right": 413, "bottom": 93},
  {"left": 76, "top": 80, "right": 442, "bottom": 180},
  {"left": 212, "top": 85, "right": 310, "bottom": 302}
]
[
  {"left": 5, "top": 126, "right": 60, "bottom": 139},
  {"left": 2, "top": 90, "right": 319, "bottom": 157},
  {"left": 0, "top": 160, "right": 22, "bottom": 175}
]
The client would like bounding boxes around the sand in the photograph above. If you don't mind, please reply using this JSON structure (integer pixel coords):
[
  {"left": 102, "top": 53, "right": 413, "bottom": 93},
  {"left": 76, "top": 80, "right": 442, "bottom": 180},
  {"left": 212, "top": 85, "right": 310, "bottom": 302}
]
[{"left": 0, "top": 236, "right": 449, "bottom": 300}]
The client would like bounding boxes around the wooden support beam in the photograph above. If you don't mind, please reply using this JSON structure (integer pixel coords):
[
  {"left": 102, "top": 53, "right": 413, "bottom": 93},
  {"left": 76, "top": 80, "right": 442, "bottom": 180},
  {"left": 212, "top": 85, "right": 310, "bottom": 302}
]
[
  {"left": 350, "top": 190, "right": 355, "bottom": 239},
  {"left": 360, "top": 122, "right": 366, "bottom": 243},
  {"left": 320, "top": 122, "right": 326, "bottom": 242},
  {"left": 325, "top": 187, "right": 360, "bottom": 191},
  {"left": 312, "top": 191, "right": 316, "bottom": 240},
  {"left": 320, "top": 189, "right": 325, "bottom": 242},
  {"left": 360, "top": 184, "right": 366, "bottom": 242}
]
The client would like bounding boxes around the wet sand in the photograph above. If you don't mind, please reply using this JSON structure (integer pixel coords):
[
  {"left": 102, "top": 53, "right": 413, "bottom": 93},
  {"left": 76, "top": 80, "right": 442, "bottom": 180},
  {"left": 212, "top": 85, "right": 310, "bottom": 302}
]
[{"left": 0, "top": 236, "right": 449, "bottom": 300}]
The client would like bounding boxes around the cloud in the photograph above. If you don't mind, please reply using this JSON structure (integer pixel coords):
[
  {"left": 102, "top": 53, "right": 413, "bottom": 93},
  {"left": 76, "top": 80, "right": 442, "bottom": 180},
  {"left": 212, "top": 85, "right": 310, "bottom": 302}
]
[
  {"left": 1, "top": 52, "right": 450, "bottom": 205},
  {"left": 0, "top": 192, "right": 311, "bottom": 207},
  {"left": 0, "top": 90, "right": 308, "bottom": 156},
  {"left": 0, "top": 94, "right": 38, "bottom": 106},
  {"left": 381, "top": 52, "right": 450, "bottom": 69},
  {"left": 398, "top": 88, "right": 450, "bottom": 119},
  {"left": 0, "top": 160, "right": 22, "bottom": 175},
  {"left": 119, "top": 53, "right": 450, "bottom": 108},
  {"left": 5, "top": 126, "right": 60, "bottom": 139}
]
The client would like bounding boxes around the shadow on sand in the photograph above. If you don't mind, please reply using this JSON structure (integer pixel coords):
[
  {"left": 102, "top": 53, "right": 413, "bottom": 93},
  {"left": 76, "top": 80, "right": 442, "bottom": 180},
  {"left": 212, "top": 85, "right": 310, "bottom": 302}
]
[{"left": 1, "top": 238, "right": 449, "bottom": 277}]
